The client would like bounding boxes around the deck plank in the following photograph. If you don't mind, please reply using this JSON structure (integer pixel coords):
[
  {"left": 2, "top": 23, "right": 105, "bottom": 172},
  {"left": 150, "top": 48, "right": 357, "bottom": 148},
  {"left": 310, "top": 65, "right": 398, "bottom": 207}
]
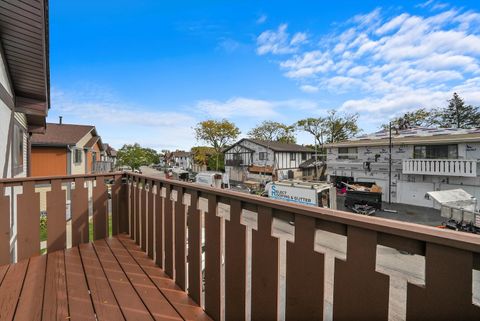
[
  {"left": 42, "top": 251, "right": 69, "bottom": 321},
  {"left": 0, "top": 236, "right": 204, "bottom": 321},
  {"left": 14, "top": 255, "right": 46, "bottom": 321},
  {"left": 0, "top": 265, "right": 9, "bottom": 286},
  {"left": 79, "top": 242, "right": 125, "bottom": 321},
  {"left": 64, "top": 247, "right": 96, "bottom": 321},
  {"left": 117, "top": 235, "right": 212, "bottom": 321},
  {"left": 105, "top": 237, "right": 183, "bottom": 321},
  {"left": 92, "top": 239, "right": 155, "bottom": 321},
  {"left": 0, "top": 259, "right": 28, "bottom": 321}
]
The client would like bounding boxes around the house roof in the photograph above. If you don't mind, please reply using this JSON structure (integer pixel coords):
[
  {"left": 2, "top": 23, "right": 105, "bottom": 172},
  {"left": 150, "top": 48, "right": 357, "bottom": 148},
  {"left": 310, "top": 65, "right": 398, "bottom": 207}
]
[
  {"left": 225, "top": 138, "right": 312, "bottom": 153},
  {"left": 172, "top": 151, "right": 191, "bottom": 157},
  {"left": 85, "top": 136, "right": 104, "bottom": 151},
  {"left": 299, "top": 158, "right": 324, "bottom": 169},
  {"left": 0, "top": 0, "right": 50, "bottom": 132},
  {"left": 325, "top": 127, "right": 480, "bottom": 148},
  {"left": 103, "top": 144, "right": 117, "bottom": 157},
  {"left": 31, "top": 123, "right": 95, "bottom": 146}
]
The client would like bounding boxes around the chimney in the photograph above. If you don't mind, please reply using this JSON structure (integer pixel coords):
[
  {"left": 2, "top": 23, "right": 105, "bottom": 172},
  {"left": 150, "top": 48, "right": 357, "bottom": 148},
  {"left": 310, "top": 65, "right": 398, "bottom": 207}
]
[{"left": 59, "top": 116, "right": 63, "bottom": 125}]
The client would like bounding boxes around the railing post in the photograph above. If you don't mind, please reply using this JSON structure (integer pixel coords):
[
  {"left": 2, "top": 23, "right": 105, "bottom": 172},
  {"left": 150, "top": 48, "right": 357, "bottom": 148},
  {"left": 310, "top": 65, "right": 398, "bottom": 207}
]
[
  {"left": 154, "top": 181, "right": 164, "bottom": 268},
  {"left": 46, "top": 179, "right": 67, "bottom": 252},
  {"left": 251, "top": 206, "right": 279, "bottom": 320},
  {"left": 204, "top": 194, "right": 222, "bottom": 321},
  {"left": 187, "top": 189, "right": 202, "bottom": 305},
  {"left": 17, "top": 181, "right": 40, "bottom": 261},
  {"left": 0, "top": 183, "right": 10, "bottom": 264},
  {"left": 286, "top": 214, "right": 324, "bottom": 321},
  {"left": 118, "top": 175, "right": 129, "bottom": 234},
  {"left": 147, "top": 179, "right": 154, "bottom": 259},
  {"left": 174, "top": 186, "right": 186, "bottom": 290},
  {"left": 71, "top": 177, "right": 89, "bottom": 246},
  {"left": 225, "top": 199, "right": 247, "bottom": 320}
]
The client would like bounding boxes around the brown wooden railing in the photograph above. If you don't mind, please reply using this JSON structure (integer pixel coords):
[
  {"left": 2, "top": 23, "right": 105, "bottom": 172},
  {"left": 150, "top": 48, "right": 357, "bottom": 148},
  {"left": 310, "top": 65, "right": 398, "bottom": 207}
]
[
  {"left": 1, "top": 172, "right": 479, "bottom": 320},
  {"left": 0, "top": 173, "right": 128, "bottom": 264},
  {"left": 124, "top": 172, "right": 480, "bottom": 321}
]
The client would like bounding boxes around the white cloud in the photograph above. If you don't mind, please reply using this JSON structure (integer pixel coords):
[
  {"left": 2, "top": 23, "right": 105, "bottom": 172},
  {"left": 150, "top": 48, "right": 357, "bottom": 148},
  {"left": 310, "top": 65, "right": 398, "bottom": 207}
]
[
  {"left": 256, "top": 24, "right": 306, "bottom": 55},
  {"left": 256, "top": 14, "right": 267, "bottom": 24},
  {"left": 300, "top": 85, "right": 319, "bottom": 93},
  {"left": 196, "top": 97, "right": 320, "bottom": 118},
  {"left": 290, "top": 32, "right": 308, "bottom": 45},
  {"left": 256, "top": 5, "right": 480, "bottom": 128},
  {"left": 50, "top": 88, "right": 198, "bottom": 151}
]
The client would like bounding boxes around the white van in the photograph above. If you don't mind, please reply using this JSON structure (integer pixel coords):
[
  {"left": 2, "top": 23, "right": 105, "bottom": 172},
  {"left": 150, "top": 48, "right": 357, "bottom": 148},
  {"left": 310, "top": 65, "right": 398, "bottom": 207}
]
[{"left": 195, "top": 172, "right": 230, "bottom": 189}]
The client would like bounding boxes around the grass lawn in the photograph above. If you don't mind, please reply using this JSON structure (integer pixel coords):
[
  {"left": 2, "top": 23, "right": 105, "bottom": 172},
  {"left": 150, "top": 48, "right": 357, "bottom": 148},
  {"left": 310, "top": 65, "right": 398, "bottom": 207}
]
[{"left": 40, "top": 215, "right": 113, "bottom": 253}]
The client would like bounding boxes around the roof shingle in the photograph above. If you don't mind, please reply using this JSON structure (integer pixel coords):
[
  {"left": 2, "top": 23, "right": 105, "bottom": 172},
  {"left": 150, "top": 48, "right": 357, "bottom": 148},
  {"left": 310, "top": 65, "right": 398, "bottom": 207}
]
[{"left": 31, "top": 123, "right": 94, "bottom": 146}]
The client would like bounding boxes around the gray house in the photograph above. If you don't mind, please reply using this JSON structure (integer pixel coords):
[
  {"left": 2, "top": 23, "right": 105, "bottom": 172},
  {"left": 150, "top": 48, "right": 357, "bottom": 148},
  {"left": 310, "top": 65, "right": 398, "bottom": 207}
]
[{"left": 224, "top": 138, "right": 313, "bottom": 182}]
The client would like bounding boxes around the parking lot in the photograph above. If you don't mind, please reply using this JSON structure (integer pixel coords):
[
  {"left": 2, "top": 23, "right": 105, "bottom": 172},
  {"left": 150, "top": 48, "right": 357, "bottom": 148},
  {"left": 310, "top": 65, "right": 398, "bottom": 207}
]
[{"left": 336, "top": 195, "right": 444, "bottom": 227}]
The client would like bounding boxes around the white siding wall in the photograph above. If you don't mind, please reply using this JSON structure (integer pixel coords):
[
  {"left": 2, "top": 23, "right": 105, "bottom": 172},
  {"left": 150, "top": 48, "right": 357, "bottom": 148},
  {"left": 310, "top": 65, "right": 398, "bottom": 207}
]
[
  {"left": 0, "top": 100, "right": 11, "bottom": 178},
  {"left": 13, "top": 112, "right": 28, "bottom": 178},
  {"left": 327, "top": 142, "right": 480, "bottom": 207},
  {"left": 0, "top": 48, "right": 13, "bottom": 178},
  {"left": 71, "top": 131, "right": 93, "bottom": 175}
]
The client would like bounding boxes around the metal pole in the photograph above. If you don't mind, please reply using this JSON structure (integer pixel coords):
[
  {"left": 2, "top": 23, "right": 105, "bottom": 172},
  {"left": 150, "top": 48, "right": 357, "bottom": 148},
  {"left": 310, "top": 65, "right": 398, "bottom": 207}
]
[{"left": 389, "top": 122, "right": 392, "bottom": 205}]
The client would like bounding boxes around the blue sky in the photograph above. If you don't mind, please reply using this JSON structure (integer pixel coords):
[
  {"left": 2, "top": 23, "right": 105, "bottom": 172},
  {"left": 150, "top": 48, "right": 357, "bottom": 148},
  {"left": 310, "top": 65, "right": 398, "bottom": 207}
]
[{"left": 48, "top": 0, "right": 480, "bottom": 150}]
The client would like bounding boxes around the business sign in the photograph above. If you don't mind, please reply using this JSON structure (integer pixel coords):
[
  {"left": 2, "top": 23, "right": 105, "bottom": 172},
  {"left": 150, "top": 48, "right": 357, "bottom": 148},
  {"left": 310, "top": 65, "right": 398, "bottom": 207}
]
[{"left": 269, "top": 184, "right": 317, "bottom": 206}]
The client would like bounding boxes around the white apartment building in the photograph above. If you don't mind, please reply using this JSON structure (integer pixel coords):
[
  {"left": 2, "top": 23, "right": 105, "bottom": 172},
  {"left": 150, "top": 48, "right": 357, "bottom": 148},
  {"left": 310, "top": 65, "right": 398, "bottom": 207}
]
[{"left": 325, "top": 127, "right": 480, "bottom": 208}]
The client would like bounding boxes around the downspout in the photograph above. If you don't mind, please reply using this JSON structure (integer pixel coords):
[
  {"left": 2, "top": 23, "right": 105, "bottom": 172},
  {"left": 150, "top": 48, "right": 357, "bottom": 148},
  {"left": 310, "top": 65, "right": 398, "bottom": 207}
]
[{"left": 66, "top": 145, "right": 73, "bottom": 175}]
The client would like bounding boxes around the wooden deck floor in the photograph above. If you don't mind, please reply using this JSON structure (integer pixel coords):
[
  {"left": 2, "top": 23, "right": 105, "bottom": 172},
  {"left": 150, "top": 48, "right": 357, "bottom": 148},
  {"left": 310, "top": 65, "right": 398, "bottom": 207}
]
[{"left": 0, "top": 235, "right": 211, "bottom": 321}]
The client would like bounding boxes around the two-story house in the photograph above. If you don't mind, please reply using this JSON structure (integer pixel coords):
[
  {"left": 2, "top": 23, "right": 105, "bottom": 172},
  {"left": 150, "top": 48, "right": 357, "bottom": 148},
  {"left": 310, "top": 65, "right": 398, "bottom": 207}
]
[
  {"left": 31, "top": 120, "right": 105, "bottom": 176},
  {"left": 172, "top": 150, "right": 192, "bottom": 170},
  {"left": 325, "top": 127, "right": 480, "bottom": 208},
  {"left": 224, "top": 138, "right": 313, "bottom": 182}
]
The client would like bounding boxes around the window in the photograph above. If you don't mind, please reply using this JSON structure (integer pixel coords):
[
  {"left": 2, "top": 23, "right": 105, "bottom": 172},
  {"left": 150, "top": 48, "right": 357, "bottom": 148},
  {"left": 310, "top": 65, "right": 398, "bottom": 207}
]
[
  {"left": 13, "top": 123, "right": 24, "bottom": 175},
  {"left": 290, "top": 152, "right": 296, "bottom": 161},
  {"left": 301, "top": 153, "right": 307, "bottom": 161},
  {"left": 233, "top": 153, "right": 241, "bottom": 160},
  {"left": 414, "top": 145, "right": 457, "bottom": 159},
  {"left": 338, "top": 147, "right": 358, "bottom": 160},
  {"left": 259, "top": 152, "right": 267, "bottom": 160},
  {"left": 74, "top": 149, "right": 83, "bottom": 163}
]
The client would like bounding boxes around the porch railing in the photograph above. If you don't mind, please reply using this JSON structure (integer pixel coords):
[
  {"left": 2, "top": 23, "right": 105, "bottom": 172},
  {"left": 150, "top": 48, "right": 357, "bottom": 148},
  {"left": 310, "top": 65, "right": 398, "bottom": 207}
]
[
  {"left": 124, "top": 172, "right": 480, "bottom": 321},
  {"left": 0, "top": 173, "right": 127, "bottom": 264},
  {"left": 0, "top": 172, "right": 479, "bottom": 320},
  {"left": 403, "top": 158, "right": 478, "bottom": 177}
]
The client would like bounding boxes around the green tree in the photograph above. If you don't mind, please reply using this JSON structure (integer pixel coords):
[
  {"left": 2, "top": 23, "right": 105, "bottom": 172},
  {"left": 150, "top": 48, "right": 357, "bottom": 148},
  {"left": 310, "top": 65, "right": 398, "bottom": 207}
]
[
  {"left": 191, "top": 146, "right": 216, "bottom": 166},
  {"left": 117, "top": 143, "right": 160, "bottom": 170},
  {"left": 296, "top": 117, "right": 327, "bottom": 147},
  {"left": 247, "top": 121, "right": 296, "bottom": 143},
  {"left": 194, "top": 119, "right": 240, "bottom": 170},
  {"left": 208, "top": 153, "right": 225, "bottom": 171},
  {"left": 325, "top": 110, "right": 360, "bottom": 143},
  {"left": 431, "top": 92, "right": 480, "bottom": 128},
  {"left": 381, "top": 108, "right": 434, "bottom": 131}
]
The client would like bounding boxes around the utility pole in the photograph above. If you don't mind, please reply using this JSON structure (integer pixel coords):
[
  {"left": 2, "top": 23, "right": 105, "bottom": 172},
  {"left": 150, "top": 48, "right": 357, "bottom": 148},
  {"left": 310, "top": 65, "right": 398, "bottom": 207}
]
[{"left": 388, "top": 121, "right": 392, "bottom": 205}]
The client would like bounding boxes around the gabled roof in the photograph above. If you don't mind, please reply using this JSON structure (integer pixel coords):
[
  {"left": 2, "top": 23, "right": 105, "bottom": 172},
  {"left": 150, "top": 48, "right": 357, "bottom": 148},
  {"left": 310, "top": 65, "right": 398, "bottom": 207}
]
[
  {"left": 172, "top": 150, "right": 191, "bottom": 157},
  {"left": 103, "top": 144, "right": 117, "bottom": 156},
  {"left": 0, "top": 0, "right": 50, "bottom": 132},
  {"left": 85, "top": 136, "right": 104, "bottom": 151},
  {"left": 325, "top": 127, "right": 480, "bottom": 147},
  {"left": 225, "top": 138, "right": 312, "bottom": 153},
  {"left": 31, "top": 123, "right": 95, "bottom": 146}
]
